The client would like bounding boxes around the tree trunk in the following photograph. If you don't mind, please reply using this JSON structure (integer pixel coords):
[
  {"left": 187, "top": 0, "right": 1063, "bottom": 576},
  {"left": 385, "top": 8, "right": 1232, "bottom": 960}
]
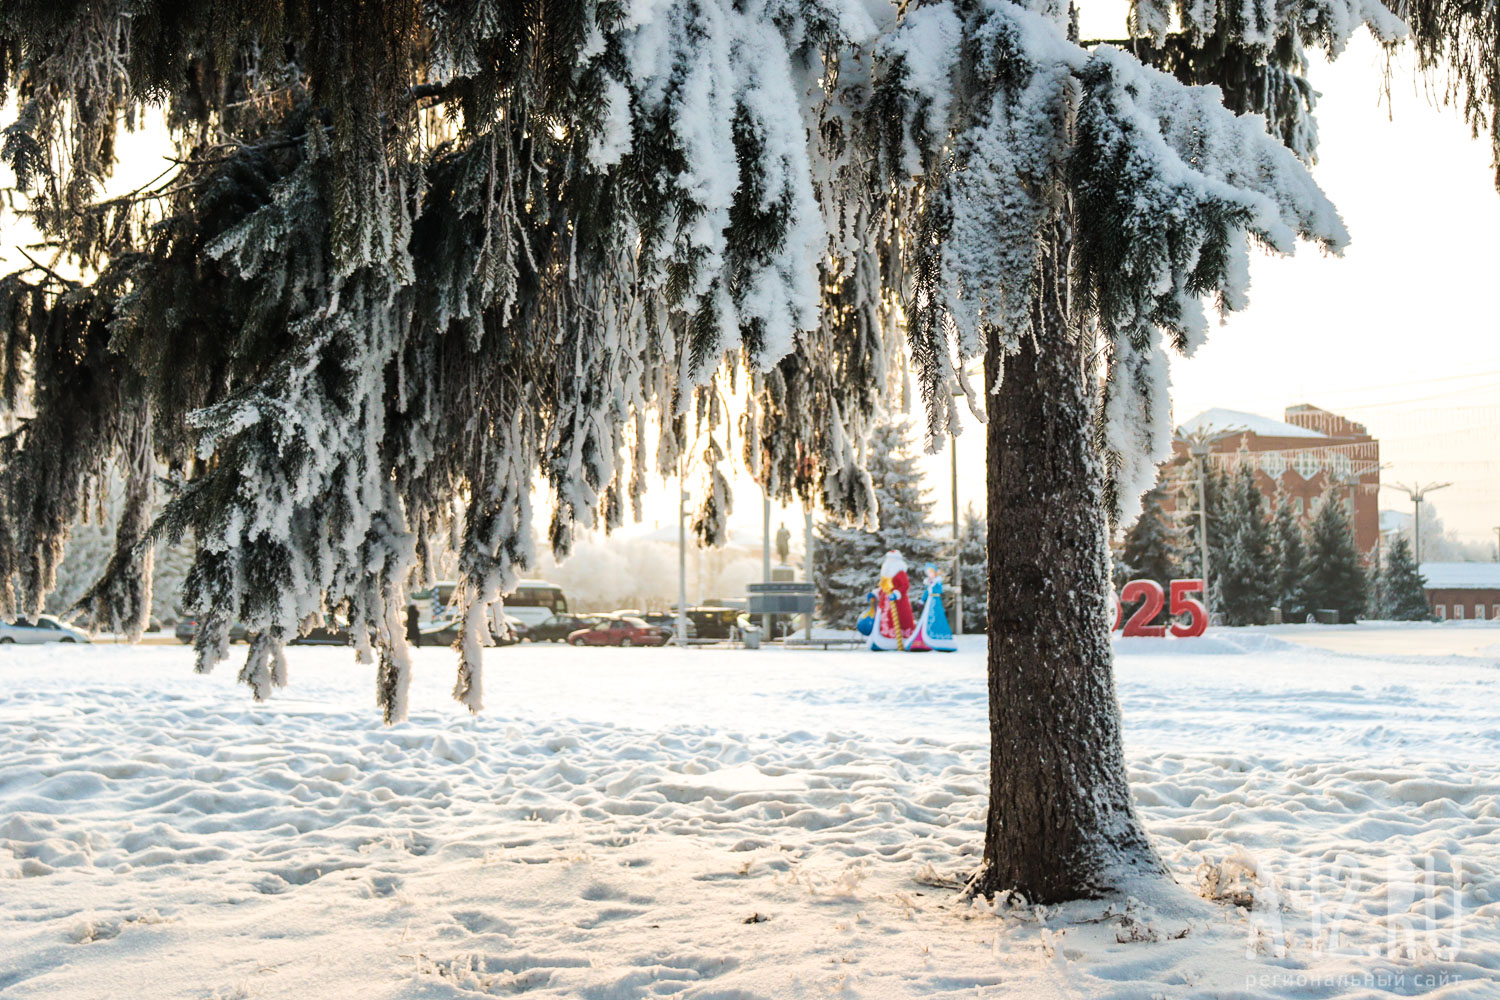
[{"left": 974, "top": 227, "right": 1164, "bottom": 903}]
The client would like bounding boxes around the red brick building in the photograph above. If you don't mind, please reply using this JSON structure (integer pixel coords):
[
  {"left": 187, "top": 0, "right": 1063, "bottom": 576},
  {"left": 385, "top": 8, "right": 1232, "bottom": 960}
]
[
  {"left": 1421, "top": 563, "right": 1500, "bottom": 620},
  {"left": 1165, "top": 404, "right": 1380, "bottom": 558}
]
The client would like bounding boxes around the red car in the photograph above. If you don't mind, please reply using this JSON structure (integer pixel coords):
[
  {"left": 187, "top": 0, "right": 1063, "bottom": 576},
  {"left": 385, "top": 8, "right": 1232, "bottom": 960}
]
[{"left": 567, "top": 616, "right": 672, "bottom": 647}]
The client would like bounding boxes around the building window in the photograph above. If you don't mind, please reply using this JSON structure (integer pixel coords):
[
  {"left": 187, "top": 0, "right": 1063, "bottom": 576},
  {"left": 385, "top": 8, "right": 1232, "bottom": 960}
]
[
  {"left": 1294, "top": 450, "right": 1320, "bottom": 479},
  {"left": 1435, "top": 605, "right": 1446, "bottom": 620},
  {"left": 1492, "top": 604, "right": 1499, "bottom": 620},
  {"left": 1261, "top": 452, "right": 1286, "bottom": 479},
  {"left": 1331, "top": 452, "right": 1351, "bottom": 479},
  {"left": 1454, "top": 604, "right": 1465, "bottom": 620},
  {"left": 1476, "top": 604, "right": 1487, "bottom": 621},
  {"left": 1294, "top": 497, "right": 1304, "bottom": 517}
]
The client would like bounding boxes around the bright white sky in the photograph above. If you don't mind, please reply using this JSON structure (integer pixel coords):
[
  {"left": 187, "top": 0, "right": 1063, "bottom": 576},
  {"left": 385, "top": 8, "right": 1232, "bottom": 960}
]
[{"left": 3, "top": 15, "right": 1496, "bottom": 551}]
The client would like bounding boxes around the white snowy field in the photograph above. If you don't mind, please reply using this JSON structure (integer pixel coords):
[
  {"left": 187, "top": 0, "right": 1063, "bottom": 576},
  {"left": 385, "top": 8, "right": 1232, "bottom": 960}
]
[{"left": 1, "top": 627, "right": 1498, "bottom": 999}]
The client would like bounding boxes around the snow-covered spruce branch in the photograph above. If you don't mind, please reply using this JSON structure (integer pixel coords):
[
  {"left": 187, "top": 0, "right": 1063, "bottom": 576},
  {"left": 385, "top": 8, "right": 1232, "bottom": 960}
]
[{"left": 1, "top": 0, "right": 1481, "bottom": 724}]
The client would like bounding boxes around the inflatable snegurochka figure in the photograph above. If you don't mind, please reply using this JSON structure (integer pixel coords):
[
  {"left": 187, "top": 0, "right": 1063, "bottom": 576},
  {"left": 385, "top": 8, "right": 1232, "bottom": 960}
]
[{"left": 908, "top": 565, "right": 957, "bottom": 652}]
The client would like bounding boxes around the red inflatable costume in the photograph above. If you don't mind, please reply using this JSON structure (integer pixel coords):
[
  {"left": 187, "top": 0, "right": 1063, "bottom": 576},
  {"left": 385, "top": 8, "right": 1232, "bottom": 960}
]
[{"left": 880, "top": 550, "right": 916, "bottom": 641}]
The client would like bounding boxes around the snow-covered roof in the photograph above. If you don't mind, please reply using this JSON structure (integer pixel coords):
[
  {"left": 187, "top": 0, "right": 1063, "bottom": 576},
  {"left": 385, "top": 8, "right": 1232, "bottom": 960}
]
[
  {"left": 1177, "top": 408, "right": 1324, "bottom": 441},
  {"left": 1419, "top": 563, "right": 1500, "bottom": 590},
  {"left": 1379, "top": 509, "right": 1412, "bottom": 533}
]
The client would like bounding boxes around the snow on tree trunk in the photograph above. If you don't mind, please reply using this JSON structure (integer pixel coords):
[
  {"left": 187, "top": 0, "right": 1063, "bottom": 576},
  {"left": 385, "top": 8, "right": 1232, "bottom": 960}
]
[{"left": 976, "top": 225, "right": 1163, "bottom": 903}]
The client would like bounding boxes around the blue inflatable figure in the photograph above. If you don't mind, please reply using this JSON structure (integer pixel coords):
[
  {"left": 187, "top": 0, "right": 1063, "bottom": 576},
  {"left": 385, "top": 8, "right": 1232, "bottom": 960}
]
[{"left": 908, "top": 565, "right": 957, "bottom": 652}]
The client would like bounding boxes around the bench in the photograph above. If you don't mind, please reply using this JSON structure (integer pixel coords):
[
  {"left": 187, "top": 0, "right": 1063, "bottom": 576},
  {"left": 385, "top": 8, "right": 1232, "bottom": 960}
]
[{"left": 782, "top": 637, "right": 864, "bottom": 650}]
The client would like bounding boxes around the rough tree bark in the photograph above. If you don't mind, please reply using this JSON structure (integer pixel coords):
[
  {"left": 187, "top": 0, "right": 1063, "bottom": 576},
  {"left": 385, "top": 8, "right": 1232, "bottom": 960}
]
[{"left": 974, "top": 222, "right": 1165, "bottom": 903}]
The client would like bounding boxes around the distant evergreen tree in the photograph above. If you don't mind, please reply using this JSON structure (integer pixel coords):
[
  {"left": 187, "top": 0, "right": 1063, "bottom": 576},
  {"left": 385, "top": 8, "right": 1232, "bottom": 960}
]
[
  {"left": 1117, "top": 485, "right": 1179, "bottom": 587},
  {"left": 1304, "top": 493, "right": 1367, "bottom": 624},
  {"left": 1113, "top": 483, "right": 1179, "bottom": 624},
  {"left": 46, "top": 516, "right": 114, "bottom": 621},
  {"left": 1271, "top": 497, "right": 1309, "bottom": 623},
  {"left": 814, "top": 420, "right": 944, "bottom": 627},
  {"left": 1380, "top": 536, "right": 1431, "bottom": 621},
  {"left": 958, "top": 503, "right": 987, "bottom": 634},
  {"left": 150, "top": 537, "right": 196, "bottom": 626},
  {"left": 1216, "top": 466, "right": 1275, "bottom": 626},
  {"left": 46, "top": 477, "right": 195, "bottom": 629},
  {"left": 1365, "top": 557, "right": 1385, "bottom": 620}
]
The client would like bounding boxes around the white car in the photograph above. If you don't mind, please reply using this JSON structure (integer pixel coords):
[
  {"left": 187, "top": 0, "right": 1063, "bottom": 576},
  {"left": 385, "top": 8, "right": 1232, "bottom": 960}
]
[{"left": 0, "top": 615, "right": 92, "bottom": 644}]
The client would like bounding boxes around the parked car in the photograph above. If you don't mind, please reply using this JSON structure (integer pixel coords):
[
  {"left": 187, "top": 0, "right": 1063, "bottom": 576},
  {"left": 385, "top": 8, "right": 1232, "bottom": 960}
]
[
  {"left": 0, "top": 615, "right": 91, "bottom": 644},
  {"left": 527, "top": 613, "right": 604, "bottom": 642},
  {"left": 503, "top": 605, "right": 554, "bottom": 634},
  {"left": 174, "top": 619, "right": 251, "bottom": 644},
  {"left": 413, "top": 614, "right": 524, "bottom": 647},
  {"left": 641, "top": 612, "right": 696, "bottom": 640},
  {"left": 566, "top": 616, "right": 672, "bottom": 647},
  {"left": 685, "top": 606, "right": 740, "bottom": 640},
  {"left": 289, "top": 615, "right": 351, "bottom": 646}
]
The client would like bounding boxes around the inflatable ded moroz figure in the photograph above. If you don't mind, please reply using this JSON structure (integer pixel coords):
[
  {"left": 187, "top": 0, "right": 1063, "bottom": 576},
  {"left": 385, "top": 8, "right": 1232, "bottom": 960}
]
[
  {"left": 870, "top": 575, "right": 902, "bottom": 650},
  {"left": 908, "top": 564, "right": 957, "bottom": 652},
  {"left": 870, "top": 550, "right": 918, "bottom": 651}
]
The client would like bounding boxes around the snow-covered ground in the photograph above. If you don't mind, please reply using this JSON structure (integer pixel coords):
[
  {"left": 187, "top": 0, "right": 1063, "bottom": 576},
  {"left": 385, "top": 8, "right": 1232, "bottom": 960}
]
[{"left": 2, "top": 625, "right": 1497, "bottom": 998}]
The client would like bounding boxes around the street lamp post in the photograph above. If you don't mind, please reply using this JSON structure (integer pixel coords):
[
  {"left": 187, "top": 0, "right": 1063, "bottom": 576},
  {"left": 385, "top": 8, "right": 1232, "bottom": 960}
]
[
  {"left": 1187, "top": 438, "right": 1212, "bottom": 617},
  {"left": 950, "top": 429, "right": 963, "bottom": 635},
  {"left": 762, "top": 489, "right": 772, "bottom": 634},
  {"left": 946, "top": 369, "right": 983, "bottom": 634},
  {"left": 1382, "top": 481, "right": 1452, "bottom": 565},
  {"left": 804, "top": 505, "right": 815, "bottom": 640},
  {"left": 677, "top": 461, "right": 690, "bottom": 648}
]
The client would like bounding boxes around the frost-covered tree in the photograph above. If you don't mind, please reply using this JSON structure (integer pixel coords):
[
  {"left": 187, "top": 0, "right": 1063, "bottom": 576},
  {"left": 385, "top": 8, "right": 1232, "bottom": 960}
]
[
  {"left": 44, "top": 513, "right": 113, "bottom": 619},
  {"left": 45, "top": 472, "right": 193, "bottom": 628},
  {"left": 1396, "top": 502, "right": 1495, "bottom": 562},
  {"left": 149, "top": 536, "right": 195, "bottom": 626},
  {"left": 1365, "top": 553, "right": 1384, "bottom": 619},
  {"left": 1380, "top": 535, "right": 1431, "bottom": 620},
  {"left": 1304, "top": 492, "right": 1367, "bottom": 623},
  {"left": 1271, "top": 496, "right": 1310, "bottom": 623},
  {"left": 1114, "top": 484, "right": 1179, "bottom": 587},
  {"left": 814, "top": 419, "right": 944, "bottom": 626},
  {"left": 1, "top": 0, "right": 1493, "bottom": 903},
  {"left": 1112, "top": 482, "right": 1178, "bottom": 626},
  {"left": 958, "top": 503, "right": 987, "bottom": 633},
  {"left": 1216, "top": 465, "right": 1275, "bottom": 625}
]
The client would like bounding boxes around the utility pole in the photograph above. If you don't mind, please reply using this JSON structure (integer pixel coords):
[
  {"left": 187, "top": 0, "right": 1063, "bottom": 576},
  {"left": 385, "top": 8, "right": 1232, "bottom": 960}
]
[
  {"left": 1492, "top": 525, "right": 1499, "bottom": 563},
  {"left": 676, "top": 458, "right": 689, "bottom": 648},
  {"left": 951, "top": 428, "right": 963, "bottom": 635},
  {"left": 804, "top": 505, "right": 815, "bottom": 640},
  {"left": 1187, "top": 437, "right": 1212, "bottom": 617},
  {"left": 762, "top": 490, "right": 772, "bottom": 635},
  {"left": 1382, "top": 481, "right": 1452, "bottom": 565},
  {"left": 946, "top": 366, "right": 982, "bottom": 635}
]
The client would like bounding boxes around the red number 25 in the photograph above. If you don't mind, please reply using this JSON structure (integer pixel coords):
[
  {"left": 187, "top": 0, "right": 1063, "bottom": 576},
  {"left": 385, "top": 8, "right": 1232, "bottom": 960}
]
[{"left": 1114, "top": 578, "right": 1206, "bottom": 638}]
